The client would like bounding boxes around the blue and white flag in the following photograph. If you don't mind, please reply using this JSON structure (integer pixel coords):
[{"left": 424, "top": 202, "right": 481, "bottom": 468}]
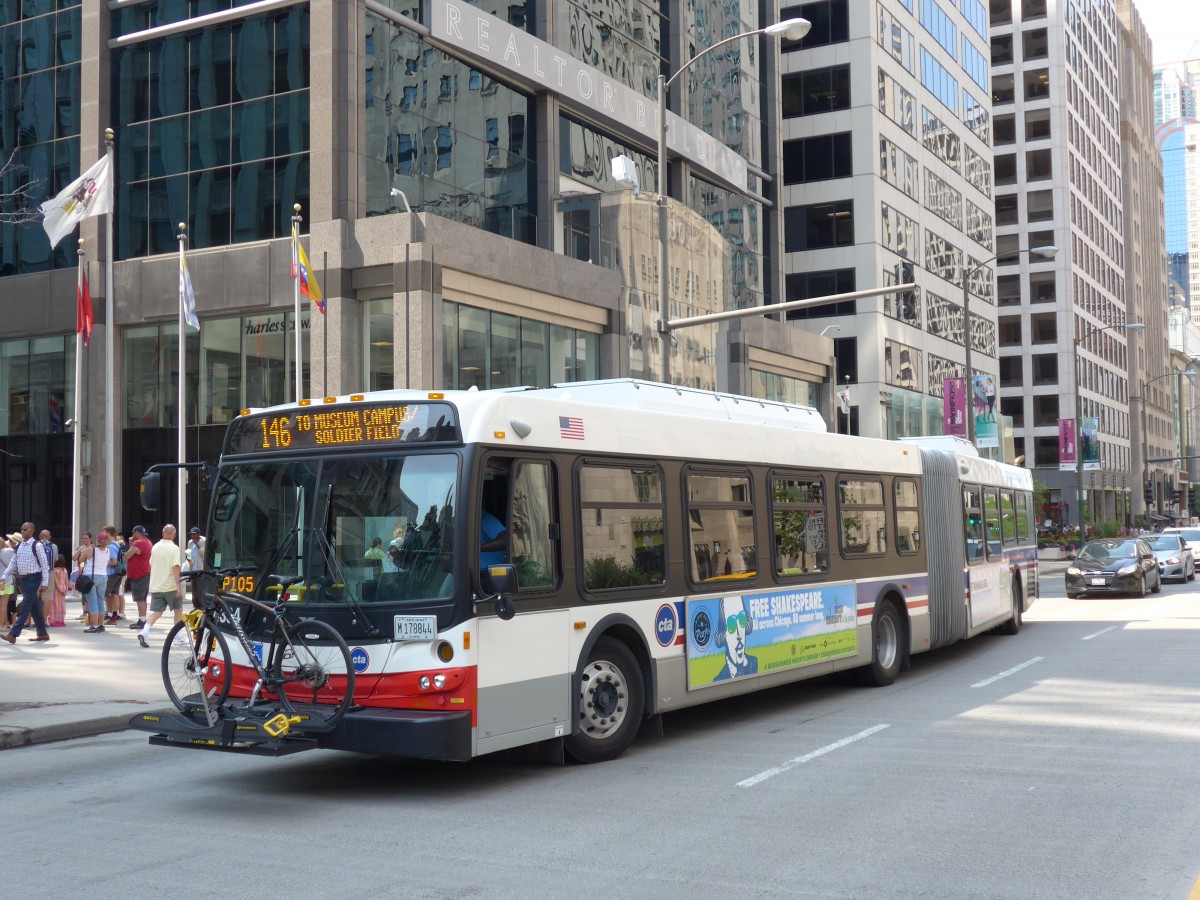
[{"left": 179, "top": 246, "right": 199, "bottom": 330}]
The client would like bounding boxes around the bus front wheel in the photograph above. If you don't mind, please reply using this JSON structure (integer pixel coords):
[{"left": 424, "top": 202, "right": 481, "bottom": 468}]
[
  {"left": 565, "top": 637, "right": 645, "bottom": 764},
  {"left": 857, "top": 600, "right": 903, "bottom": 687}
]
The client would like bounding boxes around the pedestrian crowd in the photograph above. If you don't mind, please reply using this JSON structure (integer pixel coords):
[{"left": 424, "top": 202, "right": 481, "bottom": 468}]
[{"left": 1, "top": 520, "right": 205, "bottom": 648}]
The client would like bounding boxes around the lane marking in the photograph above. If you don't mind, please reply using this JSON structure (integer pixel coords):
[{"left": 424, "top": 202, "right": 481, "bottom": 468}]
[
  {"left": 970, "top": 656, "right": 1044, "bottom": 688},
  {"left": 737, "top": 724, "right": 890, "bottom": 788},
  {"left": 1081, "top": 625, "right": 1117, "bottom": 641}
]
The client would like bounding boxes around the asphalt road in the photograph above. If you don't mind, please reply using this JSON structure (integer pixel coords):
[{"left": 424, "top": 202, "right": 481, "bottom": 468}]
[{"left": 7, "top": 566, "right": 1200, "bottom": 899}]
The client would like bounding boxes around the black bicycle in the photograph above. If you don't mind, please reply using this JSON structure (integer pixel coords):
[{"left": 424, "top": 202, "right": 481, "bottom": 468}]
[{"left": 162, "top": 568, "right": 356, "bottom": 731}]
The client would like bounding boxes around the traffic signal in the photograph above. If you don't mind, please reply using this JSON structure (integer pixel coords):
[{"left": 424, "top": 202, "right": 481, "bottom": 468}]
[
  {"left": 1144, "top": 482, "right": 1154, "bottom": 505},
  {"left": 1167, "top": 484, "right": 1177, "bottom": 505},
  {"left": 900, "top": 261, "right": 917, "bottom": 320}
]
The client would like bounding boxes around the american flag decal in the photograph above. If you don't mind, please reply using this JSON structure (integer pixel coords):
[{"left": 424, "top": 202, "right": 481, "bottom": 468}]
[{"left": 559, "top": 416, "right": 585, "bottom": 440}]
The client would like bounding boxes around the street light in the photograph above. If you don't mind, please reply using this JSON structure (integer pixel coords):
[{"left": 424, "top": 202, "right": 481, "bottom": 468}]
[
  {"left": 656, "top": 17, "right": 811, "bottom": 383},
  {"left": 821, "top": 324, "right": 842, "bottom": 424},
  {"left": 962, "top": 245, "right": 1057, "bottom": 446},
  {"left": 1141, "top": 369, "right": 1197, "bottom": 528},
  {"left": 1073, "top": 320, "right": 1144, "bottom": 543}
]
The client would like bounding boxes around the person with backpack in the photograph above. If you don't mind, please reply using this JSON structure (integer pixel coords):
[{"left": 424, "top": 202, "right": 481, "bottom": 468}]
[{"left": 102, "top": 526, "right": 127, "bottom": 623}]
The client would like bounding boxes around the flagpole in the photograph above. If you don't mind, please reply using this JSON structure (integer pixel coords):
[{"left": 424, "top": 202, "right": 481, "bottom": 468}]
[
  {"left": 292, "top": 204, "right": 303, "bottom": 404},
  {"left": 177, "top": 224, "right": 188, "bottom": 565},
  {"left": 104, "top": 127, "right": 115, "bottom": 526},
  {"left": 73, "top": 241, "right": 85, "bottom": 554},
  {"left": 322, "top": 250, "right": 328, "bottom": 395}
]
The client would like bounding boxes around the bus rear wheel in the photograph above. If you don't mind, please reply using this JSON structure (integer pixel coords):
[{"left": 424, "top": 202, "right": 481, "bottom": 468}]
[
  {"left": 1000, "top": 578, "right": 1022, "bottom": 635},
  {"left": 857, "top": 600, "right": 902, "bottom": 687},
  {"left": 565, "top": 637, "right": 644, "bottom": 764}
]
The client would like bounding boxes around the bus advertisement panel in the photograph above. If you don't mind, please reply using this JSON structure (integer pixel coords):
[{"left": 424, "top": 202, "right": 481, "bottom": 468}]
[{"left": 686, "top": 584, "right": 858, "bottom": 688}]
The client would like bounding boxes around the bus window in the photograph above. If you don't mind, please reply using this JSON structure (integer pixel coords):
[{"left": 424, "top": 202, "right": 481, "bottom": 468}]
[
  {"left": 1016, "top": 492, "right": 1031, "bottom": 542},
  {"left": 964, "top": 487, "right": 984, "bottom": 560},
  {"left": 894, "top": 478, "right": 921, "bottom": 554},
  {"left": 686, "top": 469, "right": 756, "bottom": 584},
  {"left": 838, "top": 478, "right": 887, "bottom": 556},
  {"left": 1001, "top": 490, "right": 1017, "bottom": 545},
  {"left": 508, "top": 460, "right": 557, "bottom": 590},
  {"left": 770, "top": 474, "right": 827, "bottom": 577},
  {"left": 579, "top": 464, "right": 665, "bottom": 592},
  {"left": 983, "top": 489, "right": 1002, "bottom": 558}
]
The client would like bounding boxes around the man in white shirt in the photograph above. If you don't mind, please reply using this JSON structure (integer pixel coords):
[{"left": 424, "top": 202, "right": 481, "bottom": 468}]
[
  {"left": 138, "top": 525, "right": 182, "bottom": 648},
  {"left": 0, "top": 522, "right": 51, "bottom": 643}
]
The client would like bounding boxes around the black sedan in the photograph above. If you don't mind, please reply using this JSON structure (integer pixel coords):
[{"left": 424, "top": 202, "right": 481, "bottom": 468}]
[{"left": 1065, "top": 538, "right": 1163, "bottom": 598}]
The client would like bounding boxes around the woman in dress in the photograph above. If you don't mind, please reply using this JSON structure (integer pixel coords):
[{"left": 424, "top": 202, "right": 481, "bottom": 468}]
[{"left": 47, "top": 554, "right": 68, "bottom": 627}]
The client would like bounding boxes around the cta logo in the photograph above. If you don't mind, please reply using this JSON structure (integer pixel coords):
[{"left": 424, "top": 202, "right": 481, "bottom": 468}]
[
  {"left": 654, "top": 604, "right": 677, "bottom": 647},
  {"left": 350, "top": 647, "right": 370, "bottom": 673}
]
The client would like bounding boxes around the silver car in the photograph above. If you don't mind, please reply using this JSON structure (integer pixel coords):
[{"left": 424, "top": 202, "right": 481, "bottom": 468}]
[
  {"left": 1162, "top": 527, "right": 1200, "bottom": 558},
  {"left": 1146, "top": 534, "right": 1196, "bottom": 583}
]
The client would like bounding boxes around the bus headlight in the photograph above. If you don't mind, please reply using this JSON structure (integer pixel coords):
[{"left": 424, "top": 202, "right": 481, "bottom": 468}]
[
  {"left": 418, "top": 675, "right": 431, "bottom": 690},
  {"left": 433, "top": 674, "right": 446, "bottom": 689}
]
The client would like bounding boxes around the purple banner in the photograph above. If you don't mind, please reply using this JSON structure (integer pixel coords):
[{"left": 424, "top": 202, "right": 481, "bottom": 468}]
[
  {"left": 943, "top": 377, "right": 966, "bottom": 438},
  {"left": 1058, "top": 419, "right": 1077, "bottom": 470}
]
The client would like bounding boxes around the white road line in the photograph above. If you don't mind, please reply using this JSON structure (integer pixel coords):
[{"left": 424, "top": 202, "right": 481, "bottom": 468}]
[
  {"left": 1081, "top": 625, "right": 1117, "bottom": 641},
  {"left": 737, "top": 724, "right": 891, "bottom": 788},
  {"left": 970, "top": 656, "right": 1044, "bottom": 688}
]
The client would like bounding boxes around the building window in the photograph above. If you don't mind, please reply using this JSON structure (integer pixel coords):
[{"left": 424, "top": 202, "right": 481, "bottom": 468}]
[
  {"left": 920, "top": 48, "right": 959, "bottom": 115},
  {"left": 0, "top": 2, "right": 82, "bottom": 274},
  {"left": 112, "top": 9, "right": 312, "bottom": 258},
  {"left": 441, "top": 301, "right": 598, "bottom": 390},
  {"left": 879, "top": 69, "right": 916, "bottom": 134},
  {"left": 784, "top": 200, "right": 854, "bottom": 252},
  {"left": 877, "top": 3, "right": 916, "bottom": 73},
  {"left": 781, "top": 64, "right": 851, "bottom": 118},
  {"left": 918, "top": 0, "right": 958, "bottom": 58},
  {"left": 363, "top": 298, "right": 394, "bottom": 391},
  {"left": 0, "top": 336, "right": 75, "bottom": 436},
  {"left": 783, "top": 132, "right": 852, "bottom": 184},
  {"left": 921, "top": 106, "right": 960, "bottom": 172},
  {"left": 784, "top": 268, "right": 856, "bottom": 319},
  {"left": 781, "top": 0, "right": 849, "bottom": 51}
]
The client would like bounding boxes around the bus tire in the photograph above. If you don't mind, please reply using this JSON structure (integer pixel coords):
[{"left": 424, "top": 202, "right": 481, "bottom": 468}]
[
  {"left": 565, "top": 637, "right": 645, "bottom": 764},
  {"left": 1000, "top": 578, "right": 1022, "bottom": 635},
  {"left": 857, "top": 599, "right": 902, "bottom": 687}
]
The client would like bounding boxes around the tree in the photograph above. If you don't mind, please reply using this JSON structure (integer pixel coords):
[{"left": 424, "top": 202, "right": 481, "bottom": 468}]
[{"left": 0, "top": 150, "right": 42, "bottom": 225}]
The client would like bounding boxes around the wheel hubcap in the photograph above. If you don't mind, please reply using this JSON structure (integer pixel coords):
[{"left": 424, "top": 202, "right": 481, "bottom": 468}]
[
  {"left": 877, "top": 614, "right": 898, "bottom": 670},
  {"left": 579, "top": 659, "right": 627, "bottom": 740}
]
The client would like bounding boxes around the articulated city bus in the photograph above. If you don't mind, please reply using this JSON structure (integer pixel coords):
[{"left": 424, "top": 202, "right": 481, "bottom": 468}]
[{"left": 141, "top": 379, "right": 1036, "bottom": 762}]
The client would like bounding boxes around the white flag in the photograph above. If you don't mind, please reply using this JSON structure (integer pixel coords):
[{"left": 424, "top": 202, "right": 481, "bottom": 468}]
[
  {"left": 179, "top": 247, "right": 199, "bottom": 331},
  {"left": 40, "top": 155, "right": 113, "bottom": 249}
]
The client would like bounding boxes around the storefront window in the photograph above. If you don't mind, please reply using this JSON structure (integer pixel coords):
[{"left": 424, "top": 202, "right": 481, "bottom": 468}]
[
  {"left": 363, "top": 298, "right": 394, "bottom": 391},
  {"left": 0, "top": 336, "right": 74, "bottom": 436},
  {"left": 442, "top": 301, "right": 598, "bottom": 390},
  {"left": 125, "top": 311, "right": 307, "bottom": 428}
]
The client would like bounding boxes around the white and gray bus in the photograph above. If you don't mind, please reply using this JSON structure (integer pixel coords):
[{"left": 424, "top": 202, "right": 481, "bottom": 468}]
[{"left": 144, "top": 379, "right": 1037, "bottom": 762}]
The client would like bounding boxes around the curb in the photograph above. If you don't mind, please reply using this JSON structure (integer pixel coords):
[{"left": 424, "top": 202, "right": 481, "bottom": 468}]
[{"left": 0, "top": 712, "right": 135, "bottom": 750}]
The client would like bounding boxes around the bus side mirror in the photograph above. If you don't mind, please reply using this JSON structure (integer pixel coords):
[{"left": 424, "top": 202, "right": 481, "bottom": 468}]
[
  {"left": 481, "top": 564, "right": 518, "bottom": 620},
  {"left": 140, "top": 472, "right": 161, "bottom": 511}
]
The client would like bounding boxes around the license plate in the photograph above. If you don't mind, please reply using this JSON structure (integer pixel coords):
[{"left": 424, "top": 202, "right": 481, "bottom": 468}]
[
  {"left": 1089, "top": 578, "right": 1106, "bottom": 586},
  {"left": 394, "top": 615, "right": 436, "bottom": 641}
]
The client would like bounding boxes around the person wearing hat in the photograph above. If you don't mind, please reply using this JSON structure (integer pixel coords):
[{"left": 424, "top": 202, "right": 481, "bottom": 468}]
[
  {"left": 123, "top": 525, "right": 153, "bottom": 631},
  {"left": 186, "top": 527, "right": 206, "bottom": 579}
]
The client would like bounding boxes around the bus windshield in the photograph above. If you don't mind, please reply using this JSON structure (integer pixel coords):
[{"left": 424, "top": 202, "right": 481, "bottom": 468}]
[{"left": 208, "top": 452, "right": 459, "bottom": 606}]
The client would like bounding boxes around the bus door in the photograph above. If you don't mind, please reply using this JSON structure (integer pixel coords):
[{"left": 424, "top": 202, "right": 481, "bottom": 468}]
[{"left": 475, "top": 456, "right": 571, "bottom": 754}]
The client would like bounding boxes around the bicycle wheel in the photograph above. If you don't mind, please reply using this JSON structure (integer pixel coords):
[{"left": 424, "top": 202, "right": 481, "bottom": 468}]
[
  {"left": 162, "top": 618, "right": 233, "bottom": 712},
  {"left": 272, "top": 618, "right": 355, "bottom": 725}
]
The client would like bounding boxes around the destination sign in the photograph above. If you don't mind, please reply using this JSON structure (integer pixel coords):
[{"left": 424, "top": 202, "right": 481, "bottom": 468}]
[{"left": 224, "top": 401, "right": 458, "bottom": 455}]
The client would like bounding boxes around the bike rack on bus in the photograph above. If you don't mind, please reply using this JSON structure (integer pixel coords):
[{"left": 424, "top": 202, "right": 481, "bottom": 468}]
[{"left": 129, "top": 698, "right": 337, "bottom": 757}]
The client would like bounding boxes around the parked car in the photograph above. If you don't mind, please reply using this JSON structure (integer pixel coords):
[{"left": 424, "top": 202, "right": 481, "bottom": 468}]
[
  {"left": 1161, "top": 527, "right": 1200, "bottom": 557},
  {"left": 1065, "top": 538, "right": 1163, "bottom": 598},
  {"left": 1144, "top": 534, "right": 1196, "bottom": 583}
]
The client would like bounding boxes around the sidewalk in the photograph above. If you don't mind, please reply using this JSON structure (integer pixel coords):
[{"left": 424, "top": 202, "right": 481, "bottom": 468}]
[{"left": 0, "top": 604, "right": 171, "bottom": 750}]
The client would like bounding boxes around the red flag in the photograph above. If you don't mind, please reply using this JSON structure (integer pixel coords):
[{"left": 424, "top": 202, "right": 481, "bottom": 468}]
[{"left": 77, "top": 261, "right": 93, "bottom": 346}]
